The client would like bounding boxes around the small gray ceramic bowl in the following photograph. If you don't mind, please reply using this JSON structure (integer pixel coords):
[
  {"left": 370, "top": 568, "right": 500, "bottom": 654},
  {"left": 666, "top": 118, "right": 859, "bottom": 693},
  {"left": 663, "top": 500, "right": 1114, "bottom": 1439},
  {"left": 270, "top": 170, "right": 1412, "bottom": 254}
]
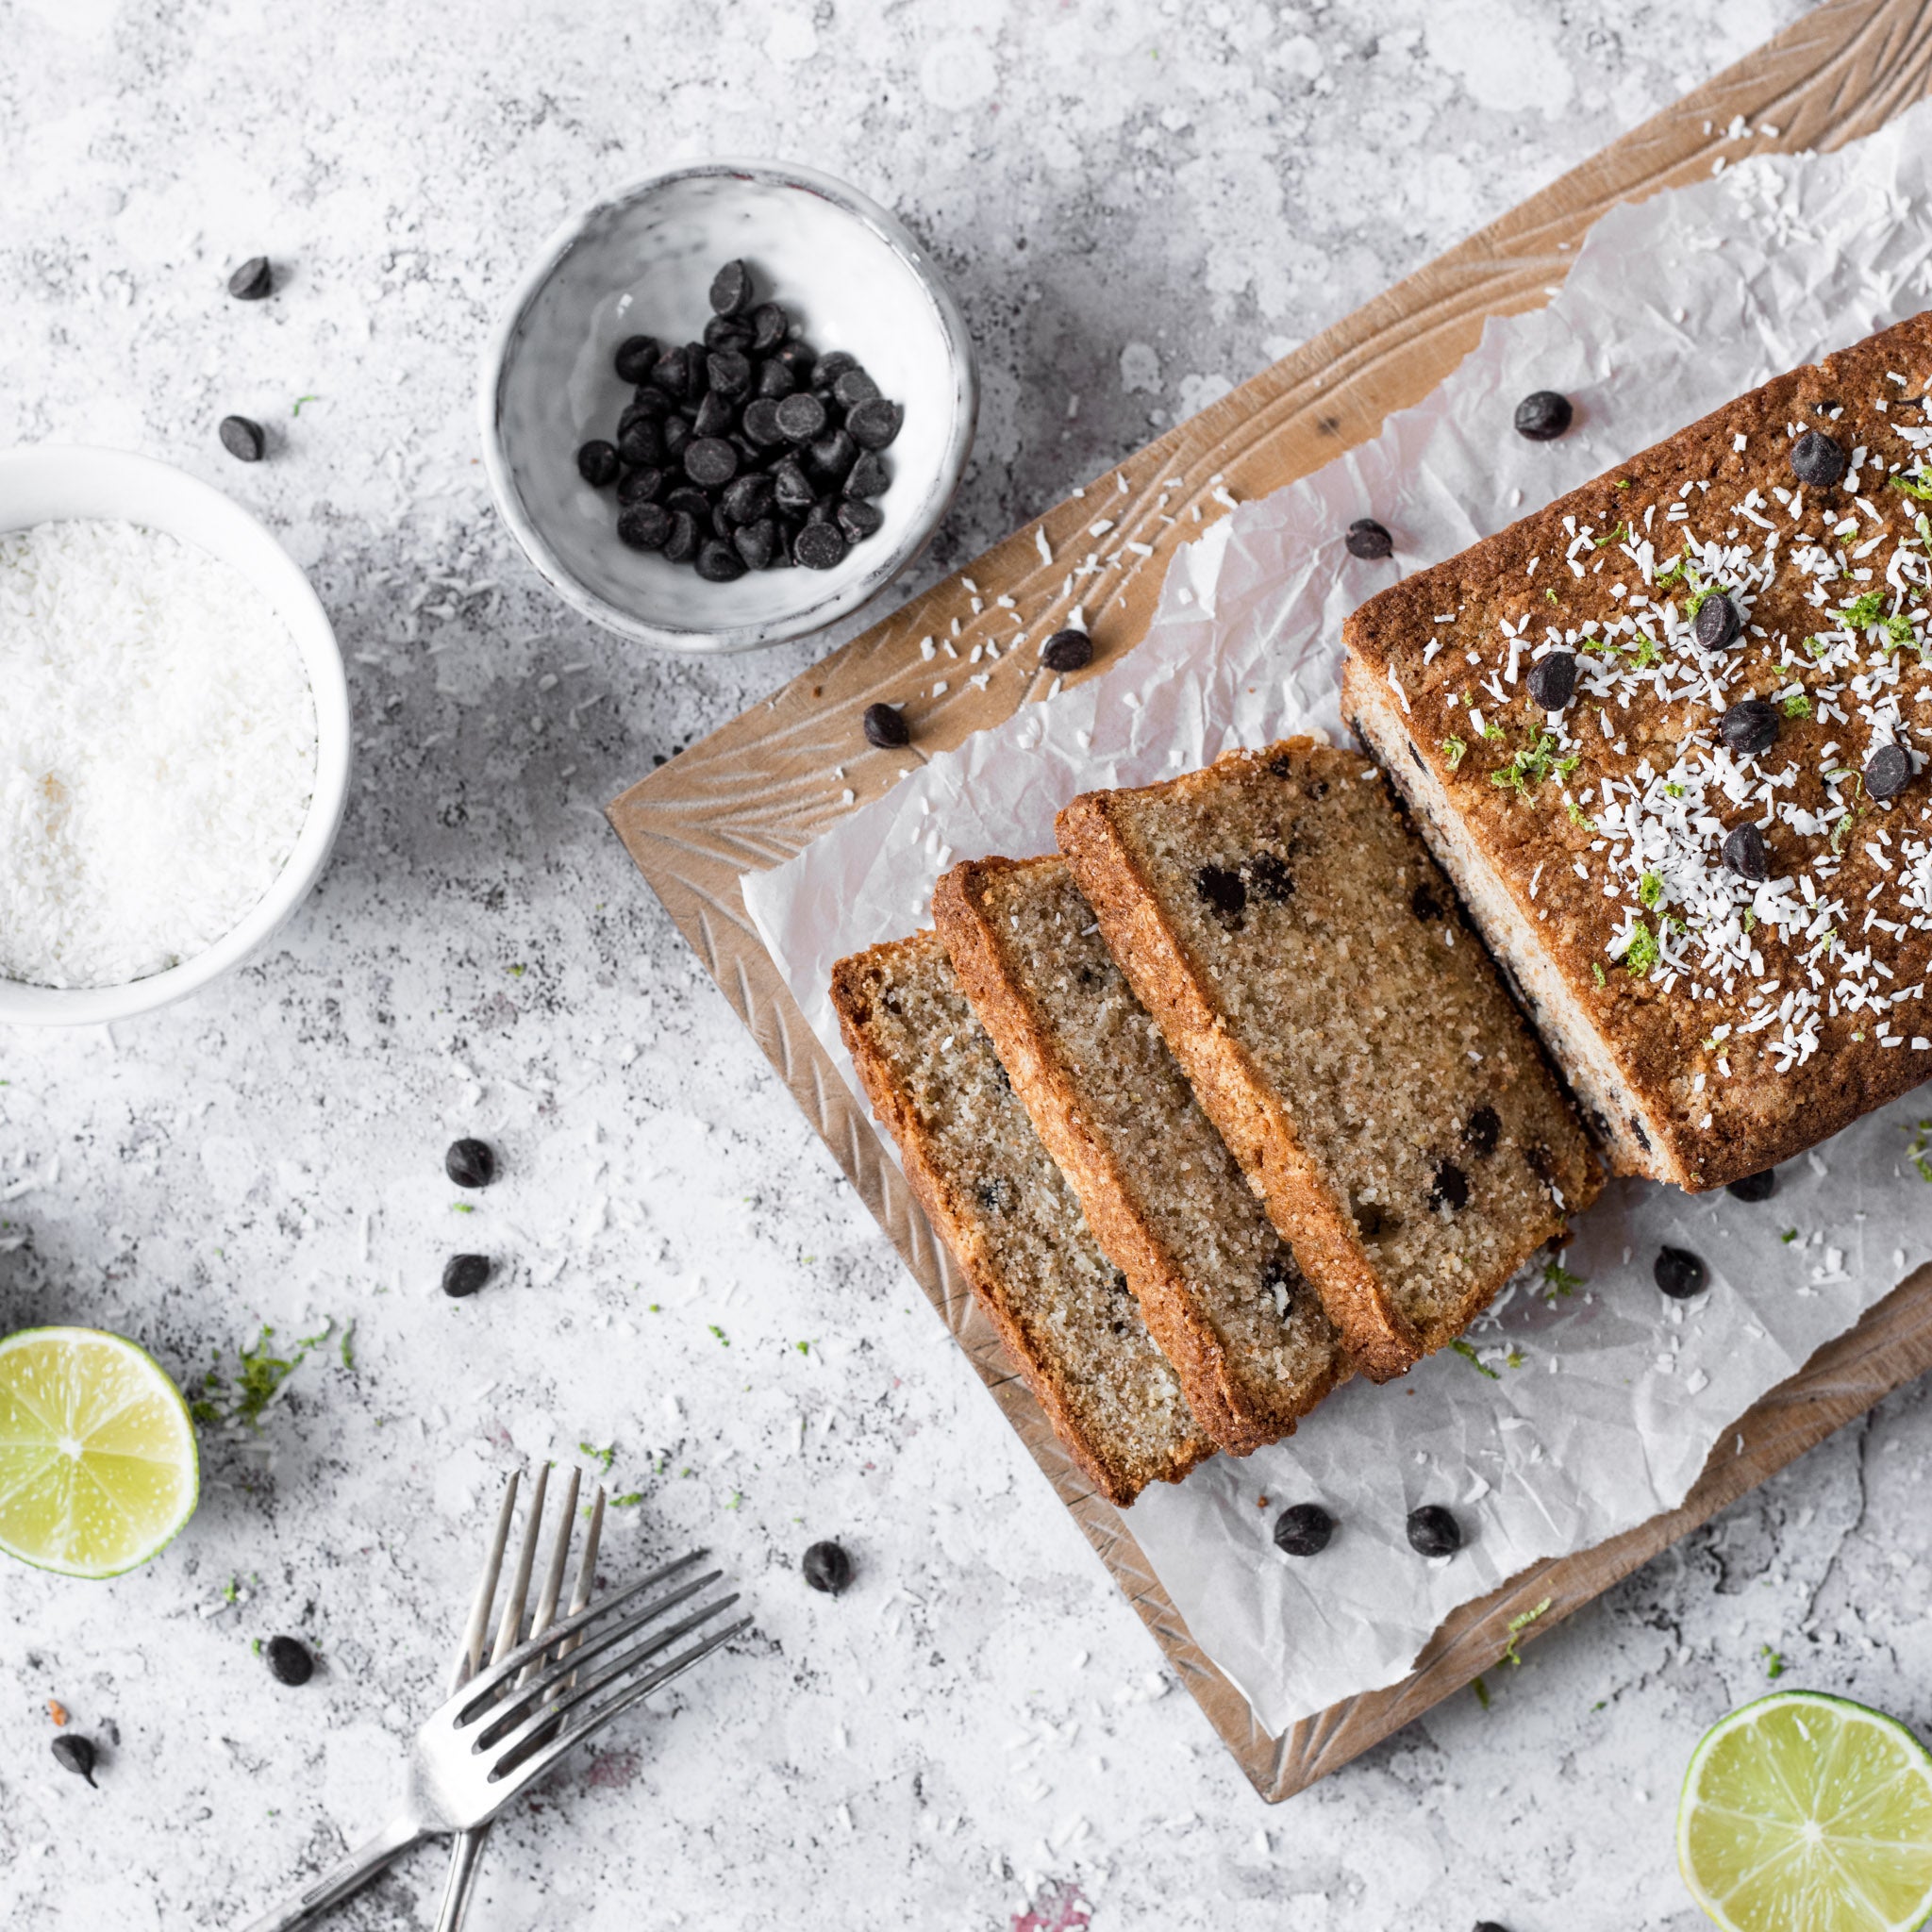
[{"left": 480, "top": 160, "right": 977, "bottom": 654}]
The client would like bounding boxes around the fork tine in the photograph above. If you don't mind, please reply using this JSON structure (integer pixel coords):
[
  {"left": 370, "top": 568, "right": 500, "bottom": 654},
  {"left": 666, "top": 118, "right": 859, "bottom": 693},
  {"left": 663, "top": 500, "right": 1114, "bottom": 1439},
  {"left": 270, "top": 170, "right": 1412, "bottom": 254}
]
[
  {"left": 485, "top": 1614, "right": 753, "bottom": 1795},
  {"left": 471, "top": 1591, "right": 740, "bottom": 1757},
  {"left": 561, "top": 1486, "right": 604, "bottom": 1657},
  {"left": 447, "top": 1547, "right": 709, "bottom": 1713},
  {"left": 518, "top": 1465, "right": 579, "bottom": 1685},
  {"left": 489, "top": 1462, "right": 550, "bottom": 1667},
  {"left": 457, "top": 1568, "right": 724, "bottom": 1731},
  {"left": 449, "top": 1469, "right": 521, "bottom": 1698}
]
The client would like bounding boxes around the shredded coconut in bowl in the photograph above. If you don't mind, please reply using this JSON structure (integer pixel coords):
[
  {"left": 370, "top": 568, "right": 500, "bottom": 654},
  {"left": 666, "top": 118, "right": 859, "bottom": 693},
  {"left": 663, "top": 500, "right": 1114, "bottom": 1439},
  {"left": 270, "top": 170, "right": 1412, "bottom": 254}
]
[{"left": 0, "top": 518, "right": 317, "bottom": 990}]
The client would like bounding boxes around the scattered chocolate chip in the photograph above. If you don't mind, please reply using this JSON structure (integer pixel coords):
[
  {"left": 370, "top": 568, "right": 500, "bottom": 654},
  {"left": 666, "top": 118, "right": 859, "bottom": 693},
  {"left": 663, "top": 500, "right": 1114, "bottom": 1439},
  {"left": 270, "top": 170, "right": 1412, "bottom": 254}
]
[
  {"left": 691, "top": 390, "right": 737, "bottom": 440},
  {"left": 709, "top": 259, "right": 754, "bottom": 319},
  {"left": 51, "top": 1734, "right": 98, "bottom": 1787},
  {"left": 1693, "top": 593, "right": 1743, "bottom": 652},
  {"left": 617, "top": 503, "right": 672, "bottom": 552},
  {"left": 1193, "top": 865, "right": 1247, "bottom": 921},
  {"left": 1474, "top": 1923, "right": 1510, "bottom": 1932},
  {"left": 772, "top": 457, "right": 815, "bottom": 512},
  {"left": 1428, "top": 1159, "right": 1470, "bottom": 1211},
  {"left": 576, "top": 440, "right": 620, "bottom": 487},
  {"left": 1721, "top": 821, "right": 1770, "bottom": 881},
  {"left": 227, "top": 256, "right": 274, "bottom": 302},
  {"left": 802, "top": 1540, "right": 852, "bottom": 1594},
  {"left": 442, "top": 1254, "right": 491, "bottom": 1299},
  {"left": 218, "top": 415, "right": 265, "bottom": 463},
  {"left": 1525, "top": 650, "right": 1577, "bottom": 711},
  {"left": 1865, "top": 742, "right": 1912, "bottom": 801},
  {"left": 846, "top": 398, "right": 903, "bottom": 450},
  {"left": 1041, "top": 628, "right": 1093, "bottom": 674},
  {"left": 703, "top": 313, "right": 752, "bottom": 353},
  {"left": 862, "top": 702, "right": 909, "bottom": 749},
  {"left": 1720, "top": 698, "right": 1779, "bottom": 758},
  {"left": 1790, "top": 429, "right": 1847, "bottom": 489},
  {"left": 1406, "top": 1505, "right": 1462, "bottom": 1557},
  {"left": 1654, "top": 1246, "right": 1708, "bottom": 1300},
  {"left": 1410, "top": 883, "right": 1444, "bottom": 921},
  {"left": 754, "top": 357, "right": 797, "bottom": 401},
  {"left": 614, "top": 335, "right": 659, "bottom": 384},
  {"left": 775, "top": 392, "right": 828, "bottom": 443},
  {"left": 1344, "top": 517, "right": 1393, "bottom": 559},
  {"left": 626, "top": 386, "right": 674, "bottom": 423},
  {"left": 265, "top": 1635, "right": 315, "bottom": 1685},
  {"left": 658, "top": 415, "right": 691, "bottom": 463},
  {"left": 1272, "top": 1503, "right": 1334, "bottom": 1557},
  {"left": 808, "top": 428, "right": 858, "bottom": 483},
  {"left": 794, "top": 520, "right": 846, "bottom": 570},
  {"left": 616, "top": 417, "right": 662, "bottom": 467},
  {"left": 649, "top": 345, "right": 692, "bottom": 399},
  {"left": 663, "top": 485, "right": 711, "bottom": 529},
  {"left": 445, "top": 1139, "right": 496, "bottom": 1190},
  {"left": 707, "top": 349, "right": 752, "bottom": 400},
  {"left": 1513, "top": 390, "right": 1573, "bottom": 441},
  {"left": 1463, "top": 1106, "right": 1501, "bottom": 1158},
  {"left": 1726, "top": 1168, "right": 1778, "bottom": 1203},
  {"left": 695, "top": 539, "right": 747, "bottom": 582},
  {"left": 720, "top": 473, "right": 774, "bottom": 525}
]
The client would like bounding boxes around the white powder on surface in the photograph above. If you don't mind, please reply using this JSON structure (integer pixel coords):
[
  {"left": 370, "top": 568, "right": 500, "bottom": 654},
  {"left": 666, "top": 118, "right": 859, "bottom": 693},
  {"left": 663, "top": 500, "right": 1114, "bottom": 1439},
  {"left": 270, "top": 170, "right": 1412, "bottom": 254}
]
[{"left": 0, "top": 518, "right": 317, "bottom": 990}]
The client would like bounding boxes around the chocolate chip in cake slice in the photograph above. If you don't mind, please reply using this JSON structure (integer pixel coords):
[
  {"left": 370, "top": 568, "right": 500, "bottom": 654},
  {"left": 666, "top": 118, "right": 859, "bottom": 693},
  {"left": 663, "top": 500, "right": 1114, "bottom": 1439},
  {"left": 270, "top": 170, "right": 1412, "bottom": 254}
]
[
  {"left": 1241, "top": 851, "right": 1294, "bottom": 902},
  {"left": 1693, "top": 592, "right": 1743, "bottom": 652},
  {"left": 1865, "top": 742, "right": 1912, "bottom": 801},
  {"left": 1513, "top": 390, "right": 1573, "bottom": 441},
  {"left": 1790, "top": 428, "right": 1847, "bottom": 488},
  {"left": 1462, "top": 1105, "right": 1501, "bottom": 1158},
  {"left": 1344, "top": 518, "right": 1393, "bottom": 559},
  {"left": 1427, "top": 1159, "right": 1470, "bottom": 1212},
  {"left": 1272, "top": 1503, "right": 1334, "bottom": 1557},
  {"left": 1192, "top": 864, "right": 1247, "bottom": 922},
  {"left": 1721, "top": 821, "right": 1770, "bottom": 881},
  {"left": 1410, "top": 882, "right": 1444, "bottom": 921},
  {"left": 1720, "top": 698, "right": 1779, "bottom": 758},
  {"left": 1726, "top": 1168, "right": 1778, "bottom": 1202},
  {"left": 1654, "top": 1246, "right": 1708, "bottom": 1299},
  {"left": 1524, "top": 650, "right": 1576, "bottom": 711}
]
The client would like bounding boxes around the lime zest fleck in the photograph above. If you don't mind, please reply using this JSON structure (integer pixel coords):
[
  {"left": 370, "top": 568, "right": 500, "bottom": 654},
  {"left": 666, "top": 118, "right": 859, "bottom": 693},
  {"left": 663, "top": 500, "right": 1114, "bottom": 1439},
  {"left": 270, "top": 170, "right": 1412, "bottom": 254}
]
[
  {"left": 291, "top": 394, "right": 320, "bottom": 416},
  {"left": 1783, "top": 691, "right": 1812, "bottom": 718},
  {"left": 1503, "top": 1596, "right": 1554, "bottom": 1666},
  {"left": 609, "top": 1492, "right": 645, "bottom": 1507},
  {"left": 579, "top": 1441, "right": 616, "bottom": 1473},
  {"left": 1840, "top": 590, "right": 1887, "bottom": 629},
  {"left": 1591, "top": 960, "right": 1607, "bottom": 988},
  {"left": 1449, "top": 1338, "right": 1499, "bottom": 1380},
  {"left": 708, "top": 1324, "right": 730, "bottom": 1347},
  {"left": 1541, "top": 1257, "right": 1586, "bottom": 1297},
  {"left": 1624, "top": 924, "right": 1661, "bottom": 977},
  {"left": 1780, "top": 1228, "right": 1800, "bottom": 1244},
  {"left": 451, "top": 1202, "right": 475, "bottom": 1214},
  {"left": 1441, "top": 735, "right": 1468, "bottom": 771},
  {"left": 1473, "top": 1674, "right": 1491, "bottom": 1711},
  {"left": 1638, "top": 872, "right": 1664, "bottom": 909},
  {"left": 1760, "top": 1642, "right": 1786, "bottom": 1680},
  {"left": 192, "top": 1321, "right": 334, "bottom": 1430},
  {"left": 1907, "top": 1120, "right": 1932, "bottom": 1184},
  {"left": 1888, "top": 468, "right": 1932, "bottom": 501}
]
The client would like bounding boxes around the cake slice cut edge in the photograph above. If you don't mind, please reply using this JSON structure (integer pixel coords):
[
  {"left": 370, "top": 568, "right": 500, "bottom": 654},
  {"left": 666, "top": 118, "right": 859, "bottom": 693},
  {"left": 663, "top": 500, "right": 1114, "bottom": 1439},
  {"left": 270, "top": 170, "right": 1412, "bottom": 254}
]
[
  {"left": 933, "top": 854, "right": 1350, "bottom": 1454},
  {"left": 1057, "top": 738, "right": 1602, "bottom": 1382},
  {"left": 830, "top": 928, "right": 1215, "bottom": 1506}
]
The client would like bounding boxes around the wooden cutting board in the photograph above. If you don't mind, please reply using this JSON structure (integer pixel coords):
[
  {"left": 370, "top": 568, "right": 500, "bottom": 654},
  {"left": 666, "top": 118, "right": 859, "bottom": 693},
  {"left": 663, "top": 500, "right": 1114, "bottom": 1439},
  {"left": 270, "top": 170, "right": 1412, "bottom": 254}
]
[{"left": 608, "top": 0, "right": 1932, "bottom": 1800}]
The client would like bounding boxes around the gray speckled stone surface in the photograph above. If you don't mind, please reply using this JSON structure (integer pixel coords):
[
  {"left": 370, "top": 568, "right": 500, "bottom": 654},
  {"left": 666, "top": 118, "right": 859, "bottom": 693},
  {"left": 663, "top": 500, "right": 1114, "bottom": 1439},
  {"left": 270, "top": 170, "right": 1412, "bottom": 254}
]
[{"left": 8, "top": 2, "right": 1932, "bottom": 1927}]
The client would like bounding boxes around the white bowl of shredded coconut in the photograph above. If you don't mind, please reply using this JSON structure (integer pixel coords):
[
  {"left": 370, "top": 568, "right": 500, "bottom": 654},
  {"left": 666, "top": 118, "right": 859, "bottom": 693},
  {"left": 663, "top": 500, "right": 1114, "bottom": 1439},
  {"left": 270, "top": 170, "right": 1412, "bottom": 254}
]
[{"left": 0, "top": 446, "right": 350, "bottom": 1023}]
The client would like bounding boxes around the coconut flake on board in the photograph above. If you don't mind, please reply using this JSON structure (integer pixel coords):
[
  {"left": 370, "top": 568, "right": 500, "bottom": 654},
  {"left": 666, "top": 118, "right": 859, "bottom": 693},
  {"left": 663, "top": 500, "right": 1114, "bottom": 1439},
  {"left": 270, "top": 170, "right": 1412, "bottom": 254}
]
[{"left": 743, "top": 103, "right": 1932, "bottom": 1734}]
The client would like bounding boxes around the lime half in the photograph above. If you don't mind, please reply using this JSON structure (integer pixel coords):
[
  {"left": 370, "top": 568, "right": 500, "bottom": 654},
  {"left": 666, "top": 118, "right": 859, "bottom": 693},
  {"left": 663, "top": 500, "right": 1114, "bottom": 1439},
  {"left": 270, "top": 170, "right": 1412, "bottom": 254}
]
[
  {"left": 1679, "top": 1690, "right": 1932, "bottom": 1932},
  {"left": 0, "top": 1326, "right": 199, "bottom": 1578}
]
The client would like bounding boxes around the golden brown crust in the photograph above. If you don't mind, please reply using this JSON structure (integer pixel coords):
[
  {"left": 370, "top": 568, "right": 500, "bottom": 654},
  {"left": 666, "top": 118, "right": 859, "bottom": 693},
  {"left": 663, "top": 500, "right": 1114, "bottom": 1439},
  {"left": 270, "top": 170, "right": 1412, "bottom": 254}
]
[
  {"left": 1342, "top": 311, "right": 1932, "bottom": 1191},
  {"left": 934, "top": 856, "right": 1347, "bottom": 1450},
  {"left": 1057, "top": 739, "right": 1597, "bottom": 1380},
  {"left": 830, "top": 934, "right": 1214, "bottom": 1505}
]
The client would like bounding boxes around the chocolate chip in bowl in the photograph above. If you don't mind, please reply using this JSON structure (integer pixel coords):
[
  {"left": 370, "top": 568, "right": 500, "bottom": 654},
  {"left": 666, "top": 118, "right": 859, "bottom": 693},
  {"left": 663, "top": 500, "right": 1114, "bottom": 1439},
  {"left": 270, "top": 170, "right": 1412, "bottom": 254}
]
[{"left": 481, "top": 161, "right": 976, "bottom": 654}]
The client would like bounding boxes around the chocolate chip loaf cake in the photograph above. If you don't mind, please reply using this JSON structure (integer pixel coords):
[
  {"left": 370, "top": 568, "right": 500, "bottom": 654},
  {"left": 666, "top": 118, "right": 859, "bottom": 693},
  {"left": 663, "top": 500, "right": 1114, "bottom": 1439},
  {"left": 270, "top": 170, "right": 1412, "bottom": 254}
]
[
  {"left": 933, "top": 855, "right": 1348, "bottom": 1453},
  {"left": 1057, "top": 739, "right": 1600, "bottom": 1382},
  {"left": 1343, "top": 310, "right": 1932, "bottom": 1191},
  {"left": 831, "top": 930, "right": 1214, "bottom": 1505}
]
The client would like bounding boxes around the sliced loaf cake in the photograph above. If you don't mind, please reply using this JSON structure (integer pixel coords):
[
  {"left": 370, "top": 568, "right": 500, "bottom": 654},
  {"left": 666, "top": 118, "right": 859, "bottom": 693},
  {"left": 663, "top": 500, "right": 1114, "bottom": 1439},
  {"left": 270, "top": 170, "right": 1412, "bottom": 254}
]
[
  {"left": 831, "top": 929, "right": 1214, "bottom": 1505},
  {"left": 1342, "top": 310, "right": 1932, "bottom": 1190},
  {"left": 1057, "top": 738, "right": 1601, "bottom": 1382},
  {"left": 933, "top": 855, "right": 1348, "bottom": 1452}
]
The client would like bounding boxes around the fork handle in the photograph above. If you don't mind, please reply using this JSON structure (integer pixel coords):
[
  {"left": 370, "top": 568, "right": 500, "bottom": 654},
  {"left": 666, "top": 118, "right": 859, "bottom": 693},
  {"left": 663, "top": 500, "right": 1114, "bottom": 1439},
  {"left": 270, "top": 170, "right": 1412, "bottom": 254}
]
[{"left": 239, "top": 1810, "right": 426, "bottom": 1931}]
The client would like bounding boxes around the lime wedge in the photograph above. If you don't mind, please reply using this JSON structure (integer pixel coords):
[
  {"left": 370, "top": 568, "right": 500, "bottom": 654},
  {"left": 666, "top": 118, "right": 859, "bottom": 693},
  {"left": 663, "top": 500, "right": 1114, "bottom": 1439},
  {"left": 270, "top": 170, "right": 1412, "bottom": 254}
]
[
  {"left": 0, "top": 1326, "right": 199, "bottom": 1578},
  {"left": 1679, "top": 1689, "right": 1932, "bottom": 1932}
]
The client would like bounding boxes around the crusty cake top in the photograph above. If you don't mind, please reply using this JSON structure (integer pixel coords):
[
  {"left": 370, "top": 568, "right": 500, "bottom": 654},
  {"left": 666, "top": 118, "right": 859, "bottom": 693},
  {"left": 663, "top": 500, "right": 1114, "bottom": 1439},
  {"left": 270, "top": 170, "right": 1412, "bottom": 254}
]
[{"left": 1345, "top": 310, "right": 1932, "bottom": 1182}]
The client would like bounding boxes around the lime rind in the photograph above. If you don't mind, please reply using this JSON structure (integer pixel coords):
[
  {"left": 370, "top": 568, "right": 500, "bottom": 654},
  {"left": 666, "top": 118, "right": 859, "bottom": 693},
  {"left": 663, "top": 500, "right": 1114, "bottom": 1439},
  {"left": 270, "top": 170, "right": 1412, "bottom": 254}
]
[
  {"left": 1679, "top": 1690, "right": 1932, "bottom": 1932},
  {"left": 0, "top": 1326, "right": 199, "bottom": 1579}
]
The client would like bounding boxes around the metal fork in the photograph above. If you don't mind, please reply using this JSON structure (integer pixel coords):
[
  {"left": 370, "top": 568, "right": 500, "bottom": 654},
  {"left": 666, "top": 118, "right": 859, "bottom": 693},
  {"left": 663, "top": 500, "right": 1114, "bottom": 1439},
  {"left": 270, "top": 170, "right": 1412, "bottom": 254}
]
[{"left": 242, "top": 1471, "right": 748, "bottom": 1931}]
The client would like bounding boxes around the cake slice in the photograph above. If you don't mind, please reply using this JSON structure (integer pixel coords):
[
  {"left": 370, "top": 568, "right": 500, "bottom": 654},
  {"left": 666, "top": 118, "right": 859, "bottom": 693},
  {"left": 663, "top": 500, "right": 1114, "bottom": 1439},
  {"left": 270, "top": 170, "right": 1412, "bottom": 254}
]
[
  {"left": 933, "top": 855, "right": 1348, "bottom": 1452},
  {"left": 1057, "top": 738, "right": 1600, "bottom": 1381},
  {"left": 831, "top": 929, "right": 1214, "bottom": 1505},
  {"left": 1342, "top": 310, "right": 1932, "bottom": 1191}
]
